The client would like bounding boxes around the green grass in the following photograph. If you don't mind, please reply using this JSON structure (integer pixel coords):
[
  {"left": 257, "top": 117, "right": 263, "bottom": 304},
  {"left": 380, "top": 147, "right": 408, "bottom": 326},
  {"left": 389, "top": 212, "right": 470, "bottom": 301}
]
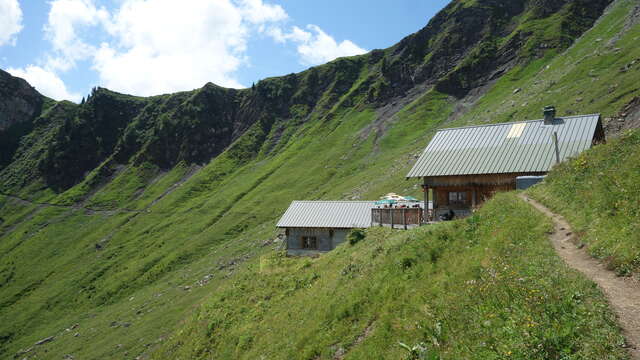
[
  {"left": 0, "top": 0, "right": 638, "bottom": 358},
  {"left": 529, "top": 129, "right": 640, "bottom": 276},
  {"left": 154, "top": 193, "right": 626, "bottom": 359}
]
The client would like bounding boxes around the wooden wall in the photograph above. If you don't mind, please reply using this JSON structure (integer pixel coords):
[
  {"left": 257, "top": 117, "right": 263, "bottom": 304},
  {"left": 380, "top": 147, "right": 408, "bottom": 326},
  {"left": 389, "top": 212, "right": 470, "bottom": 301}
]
[{"left": 424, "top": 172, "right": 546, "bottom": 187}]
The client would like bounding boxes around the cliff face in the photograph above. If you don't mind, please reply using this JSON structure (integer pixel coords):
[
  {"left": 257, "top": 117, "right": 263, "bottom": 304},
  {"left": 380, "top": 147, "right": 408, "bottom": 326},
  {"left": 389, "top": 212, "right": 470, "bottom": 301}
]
[{"left": 0, "top": 70, "right": 45, "bottom": 169}]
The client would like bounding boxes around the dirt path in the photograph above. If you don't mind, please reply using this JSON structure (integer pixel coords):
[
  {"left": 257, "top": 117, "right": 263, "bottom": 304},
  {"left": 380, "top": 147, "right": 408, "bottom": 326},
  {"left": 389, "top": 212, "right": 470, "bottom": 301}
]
[
  {"left": 520, "top": 194, "right": 640, "bottom": 359},
  {"left": 0, "top": 192, "right": 140, "bottom": 215}
]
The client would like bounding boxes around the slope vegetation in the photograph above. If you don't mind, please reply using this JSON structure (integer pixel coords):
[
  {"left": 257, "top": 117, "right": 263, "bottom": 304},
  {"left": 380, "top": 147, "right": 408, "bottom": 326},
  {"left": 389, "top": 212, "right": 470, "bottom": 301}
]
[
  {"left": 154, "top": 194, "right": 626, "bottom": 359},
  {"left": 530, "top": 128, "right": 640, "bottom": 276},
  {"left": 0, "top": 0, "right": 639, "bottom": 358}
]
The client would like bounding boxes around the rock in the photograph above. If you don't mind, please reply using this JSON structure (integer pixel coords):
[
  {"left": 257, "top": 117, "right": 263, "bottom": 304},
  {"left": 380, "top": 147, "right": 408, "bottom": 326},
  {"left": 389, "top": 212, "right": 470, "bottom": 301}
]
[
  {"left": 63, "top": 355, "right": 75, "bottom": 359},
  {"left": 110, "top": 321, "right": 119, "bottom": 327},
  {"left": 183, "top": 286, "right": 191, "bottom": 291},
  {"left": 34, "top": 336, "right": 55, "bottom": 345},
  {"left": 513, "top": 88, "right": 521, "bottom": 94},
  {"left": 15, "top": 347, "right": 33, "bottom": 357},
  {"left": 73, "top": 332, "right": 79, "bottom": 337}
]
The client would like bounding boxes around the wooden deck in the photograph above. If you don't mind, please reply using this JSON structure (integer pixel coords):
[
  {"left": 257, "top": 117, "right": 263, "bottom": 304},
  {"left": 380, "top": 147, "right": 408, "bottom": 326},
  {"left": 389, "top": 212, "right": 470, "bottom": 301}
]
[{"left": 371, "top": 207, "right": 424, "bottom": 229}]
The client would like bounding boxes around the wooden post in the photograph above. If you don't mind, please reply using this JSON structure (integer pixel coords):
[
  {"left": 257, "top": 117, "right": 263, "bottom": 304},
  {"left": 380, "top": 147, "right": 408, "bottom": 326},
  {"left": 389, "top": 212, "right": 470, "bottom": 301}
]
[
  {"left": 472, "top": 189, "right": 477, "bottom": 208},
  {"left": 432, "top": 187, "right": 438, "bottom": 220},
  {"left": 402, "top": 208, "right": 407, "bottom": 230},
  {"left": 423, "top": 181, "right": 429, "bottom": 224}
]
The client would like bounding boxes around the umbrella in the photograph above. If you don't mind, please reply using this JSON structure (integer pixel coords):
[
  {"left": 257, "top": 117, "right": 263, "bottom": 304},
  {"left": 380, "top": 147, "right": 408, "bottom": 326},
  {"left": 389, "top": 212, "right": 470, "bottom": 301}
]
[{"left": 402, "top": 196, "right": 419, "bottom": 202}]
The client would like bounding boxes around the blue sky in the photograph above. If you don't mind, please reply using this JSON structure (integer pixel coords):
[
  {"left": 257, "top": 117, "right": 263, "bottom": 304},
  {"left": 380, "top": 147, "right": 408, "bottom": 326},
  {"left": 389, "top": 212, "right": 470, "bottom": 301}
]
[{"left": 0, "top": 0, "right": 449, "bottom": 102}]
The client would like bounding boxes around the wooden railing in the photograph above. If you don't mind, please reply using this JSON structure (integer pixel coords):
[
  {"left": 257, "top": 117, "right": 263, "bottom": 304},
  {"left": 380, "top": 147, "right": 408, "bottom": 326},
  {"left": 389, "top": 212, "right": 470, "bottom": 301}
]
[{"left": 371, "top": 207, "right": 424, "bottom": 229}]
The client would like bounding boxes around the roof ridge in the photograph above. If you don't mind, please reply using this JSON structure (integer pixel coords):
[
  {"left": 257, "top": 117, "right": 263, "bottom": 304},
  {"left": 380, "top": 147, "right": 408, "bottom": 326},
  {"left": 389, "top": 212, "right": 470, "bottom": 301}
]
[{"left": 435, "top": 113, "right": 600, "bottom": 132}]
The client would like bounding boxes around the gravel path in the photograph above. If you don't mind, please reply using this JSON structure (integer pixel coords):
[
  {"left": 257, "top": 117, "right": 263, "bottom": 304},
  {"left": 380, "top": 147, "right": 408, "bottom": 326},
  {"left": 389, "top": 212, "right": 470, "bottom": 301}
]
[
  {"left": 0, "top": 192, "right": 138, "bottom": 215},
  {"left": 520, "top": 194, "right": 640, "bottom": 359}
]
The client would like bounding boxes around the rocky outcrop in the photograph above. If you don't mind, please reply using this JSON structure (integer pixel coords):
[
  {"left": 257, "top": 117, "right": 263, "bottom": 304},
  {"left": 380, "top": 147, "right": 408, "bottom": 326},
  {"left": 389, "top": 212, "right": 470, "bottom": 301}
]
[
  {"left": 604, "top": 96, "right": 640, "bottom": 136},
  {"left": 0, "top": 70, "right": 44, "bottom": 169},
  {"left": 0, "top": 70, "right": 43, "bottom": 132}
]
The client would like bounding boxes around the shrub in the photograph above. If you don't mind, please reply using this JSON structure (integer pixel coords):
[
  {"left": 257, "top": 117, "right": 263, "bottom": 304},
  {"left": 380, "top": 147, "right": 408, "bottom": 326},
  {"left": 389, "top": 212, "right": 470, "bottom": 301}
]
[{"left": 348, "top": 228, "right": 366, "bottom": 245}]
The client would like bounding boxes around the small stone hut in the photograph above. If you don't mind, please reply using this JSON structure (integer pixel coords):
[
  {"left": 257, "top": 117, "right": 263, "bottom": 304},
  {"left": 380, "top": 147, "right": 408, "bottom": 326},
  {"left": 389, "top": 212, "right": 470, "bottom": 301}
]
[
  {"left": 276, "top": 201, "right": 375, "bottom": 255},
  {"left": 407, "top": 107, "right": 605, "bottom": 220}
]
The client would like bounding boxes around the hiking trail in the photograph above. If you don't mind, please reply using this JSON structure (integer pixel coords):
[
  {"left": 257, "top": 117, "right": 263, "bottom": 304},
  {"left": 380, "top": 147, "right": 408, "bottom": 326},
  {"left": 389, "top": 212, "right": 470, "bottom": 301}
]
[{"left": 520, "top": 194, "right": 640, "bottom": 359}]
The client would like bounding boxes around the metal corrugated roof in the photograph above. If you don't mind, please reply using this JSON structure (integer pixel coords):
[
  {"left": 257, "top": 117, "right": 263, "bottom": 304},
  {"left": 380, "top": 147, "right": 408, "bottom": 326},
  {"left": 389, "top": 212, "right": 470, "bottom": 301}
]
[
  {"left": 276, "top": 201, "right": 376, "bottom": 228},
  {"left": 407, "top": 114, "right": 601, "bottom": 177}
]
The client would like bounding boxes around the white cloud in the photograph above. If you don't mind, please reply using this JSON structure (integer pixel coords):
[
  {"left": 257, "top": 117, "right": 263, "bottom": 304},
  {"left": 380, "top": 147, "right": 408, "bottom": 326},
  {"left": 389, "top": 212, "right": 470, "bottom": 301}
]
[
  {"left": 0, "top": 0, "right": 23, "bottom": 46},
  {"left": 30, "top": 0, "right": 364, "bottom": 98},
  {"left": 44, "top": 0, "right": 108, "bottom": 71},
  {"left": 92, "top": 0, "right": 249, "bottom": 94},
  {"left": 6, "top": 0, "right": 105, "bottom": 104},
  {"left": 268, "top": 24, "right": 367, "bottom": 66},
  {"left": 7, "top": 65, "right": 82, "bottom": 102},
  {"left": 91, "top": 0, "right": 292, "bottom": 95},
  {"left": 298, "top": 25, "right": 367, "bottom": 65},
  {"left": 267, "top": 25, "right": 310, "bottom": 44},
  {"left": 239, "top": 0, "right": 287, "bottom": 24}
]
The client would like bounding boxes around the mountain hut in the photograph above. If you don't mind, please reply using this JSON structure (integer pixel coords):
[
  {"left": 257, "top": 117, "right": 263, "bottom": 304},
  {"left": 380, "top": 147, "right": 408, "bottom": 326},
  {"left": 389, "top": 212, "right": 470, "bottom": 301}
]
[
  {"left": 407, "top": 107, "right": 605, "bottom": 221},
  {"left": 276, "top": 201, "right": 376, "bottom": 255}
]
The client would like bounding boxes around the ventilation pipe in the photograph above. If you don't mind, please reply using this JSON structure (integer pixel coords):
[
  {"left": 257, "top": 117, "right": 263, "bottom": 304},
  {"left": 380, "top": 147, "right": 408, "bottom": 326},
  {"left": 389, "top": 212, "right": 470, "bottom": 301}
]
[{"left": 543, "top": 106, "right": 556, "bottom": 125}]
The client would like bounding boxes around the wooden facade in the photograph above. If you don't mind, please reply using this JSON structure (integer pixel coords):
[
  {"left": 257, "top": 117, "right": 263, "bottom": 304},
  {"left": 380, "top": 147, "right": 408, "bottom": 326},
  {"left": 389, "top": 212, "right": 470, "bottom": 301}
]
[{"left": 422, "top": 172, "right": 546, "bottom": 220}]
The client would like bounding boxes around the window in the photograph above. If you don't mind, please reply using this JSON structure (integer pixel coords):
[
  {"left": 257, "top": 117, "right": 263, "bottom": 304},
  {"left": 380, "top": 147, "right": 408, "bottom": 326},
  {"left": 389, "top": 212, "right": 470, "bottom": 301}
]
[
  {"left": 301, "top": 236, "right": 318, "bottom": 249},
  {"left": 448, "top": 192, "right": 467, "bottom": 205}
]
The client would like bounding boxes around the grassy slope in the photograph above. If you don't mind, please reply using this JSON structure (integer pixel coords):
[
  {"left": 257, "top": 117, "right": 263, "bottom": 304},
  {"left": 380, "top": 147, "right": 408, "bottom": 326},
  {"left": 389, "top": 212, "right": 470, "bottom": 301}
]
[
  {"left": 155, "top": 194, "right": 626, "bottom": 360},
  {"left": 0, "top": 93, "right": 455, "bottom": 359},
  {"left": 529, "top": 128, "right": 640, "bottom": 276},
  {"left": 0, "top": 0, "right": 639, "bottom": 358}
]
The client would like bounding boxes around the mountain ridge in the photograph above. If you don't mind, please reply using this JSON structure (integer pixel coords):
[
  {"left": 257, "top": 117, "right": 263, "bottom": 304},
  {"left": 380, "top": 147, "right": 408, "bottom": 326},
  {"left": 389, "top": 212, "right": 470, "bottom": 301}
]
[
  {"left": 0, "top": 0, "right": 613, "bottom": 197},
  {"left": 1, "top": 0, "right": 639, "bottom": 358}
]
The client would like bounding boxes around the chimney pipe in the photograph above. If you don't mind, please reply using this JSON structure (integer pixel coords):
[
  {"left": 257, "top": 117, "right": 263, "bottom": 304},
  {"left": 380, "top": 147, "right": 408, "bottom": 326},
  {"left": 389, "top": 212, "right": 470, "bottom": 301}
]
[{"left": 543, "top": 106, "right": 556, "bottom": 125}]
